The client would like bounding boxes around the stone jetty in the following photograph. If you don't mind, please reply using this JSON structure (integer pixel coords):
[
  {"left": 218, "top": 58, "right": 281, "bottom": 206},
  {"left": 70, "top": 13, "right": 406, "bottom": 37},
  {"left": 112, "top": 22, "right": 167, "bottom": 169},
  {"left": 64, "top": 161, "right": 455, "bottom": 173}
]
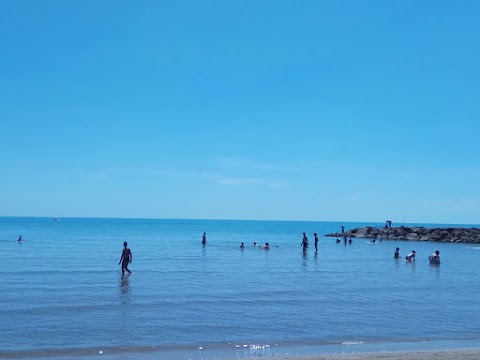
[{"left": 326, "top": 226, "right": 480, "bottom": 243}]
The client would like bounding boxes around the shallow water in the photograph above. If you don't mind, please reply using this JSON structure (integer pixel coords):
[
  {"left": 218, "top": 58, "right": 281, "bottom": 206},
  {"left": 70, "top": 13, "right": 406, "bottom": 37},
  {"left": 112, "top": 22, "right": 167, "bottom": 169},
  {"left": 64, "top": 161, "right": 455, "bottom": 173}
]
[{"left": 1, "top": 217, "right": 480, "bottom": 359}]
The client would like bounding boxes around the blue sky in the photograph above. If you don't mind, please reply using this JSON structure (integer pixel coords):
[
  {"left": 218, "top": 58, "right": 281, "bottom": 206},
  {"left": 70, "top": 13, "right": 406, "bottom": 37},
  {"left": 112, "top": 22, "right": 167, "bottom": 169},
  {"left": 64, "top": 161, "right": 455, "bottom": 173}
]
[{"left": 1, "top": 1, "right": 479, "bottom": 224}]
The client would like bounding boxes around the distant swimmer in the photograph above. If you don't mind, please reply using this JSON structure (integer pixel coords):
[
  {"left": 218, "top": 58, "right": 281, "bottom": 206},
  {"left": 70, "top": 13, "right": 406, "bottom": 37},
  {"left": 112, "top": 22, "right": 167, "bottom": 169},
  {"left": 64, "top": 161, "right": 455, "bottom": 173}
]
[
  {"left": 119, "top": 242, "right": 132, "bottom": 274},
  {"left": 253, "top": 242, "right": 257, "bottom": 246},
  {"left": 314, "top": 233, "right": 319, "bottom": 251},
  {"left": 240, "top": 242, "right": 245, "bottom": 249},
  {"left": 348, "top": 238, "right": 353, "bottom": 244},
  {"left": 263, "top": 242, "right": 270, "bottom": 250},
  {"left": 394, "top": 247, "right": 400, "bottom": 259},
  {"left": 202, "top": 232, "right": 207, "bottom": 245},
  {"left": 405, "top": 250, "right": 416, "bottom": 262},
  {"left": 301, "top": 233, "right": 309, "bottom": 250},
  {"left": 18, "top": 235, "right": 23, "bottom": 242},
  {"left": 429, "top": 250, "right": 441, "bottom": 265},
  {"left": 336, "top": 238, "right": 341, "bottom": 244}
]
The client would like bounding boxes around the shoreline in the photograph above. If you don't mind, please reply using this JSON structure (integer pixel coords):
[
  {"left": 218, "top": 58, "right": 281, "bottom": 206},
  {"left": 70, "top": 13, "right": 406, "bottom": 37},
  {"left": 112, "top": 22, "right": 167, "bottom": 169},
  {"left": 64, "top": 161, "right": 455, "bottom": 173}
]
[
  {"left": 4, "top": 340, "right": 480, "bottom": 360},
  {"left": 261, "top": 348, "right": 480, "bottom": 360}
]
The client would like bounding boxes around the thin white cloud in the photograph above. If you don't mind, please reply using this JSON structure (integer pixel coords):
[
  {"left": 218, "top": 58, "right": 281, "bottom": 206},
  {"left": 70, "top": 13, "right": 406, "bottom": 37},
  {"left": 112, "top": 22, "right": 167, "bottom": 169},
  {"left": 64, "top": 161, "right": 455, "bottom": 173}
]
[
  {"left": 87, "top": 172, "right": 110, "bottom": 180},
  {"left": 267, "top": 181, "right": 288, "bottom": 188},
  {"left": 216, "top": 177, "right": 265, "bottom": 185},
  {"left": 216, "top": 157, "right": 301, "bottom": 173},
  {"left": 418, "top": 198, "right": 480, "bottom": 211},
  {"left": 148, "top": 168, "right": 288, "bottom": 188},
  {"left": 341, "top": 193, "right": 361, "bottom": 202}
]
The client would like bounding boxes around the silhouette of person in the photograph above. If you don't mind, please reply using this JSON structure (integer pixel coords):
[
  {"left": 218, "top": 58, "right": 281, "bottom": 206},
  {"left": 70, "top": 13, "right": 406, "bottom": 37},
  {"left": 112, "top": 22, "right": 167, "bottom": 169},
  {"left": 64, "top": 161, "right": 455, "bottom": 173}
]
[
  {"left": 18, "top": 235, "right": 23, "bottom": 242},
  {"left": 264, "top": 242, "right": 270, "bottom": 250},
  {"left": 394, "top": 247, "right": 400, "bottom": 259},
  {"left": 341, "top": 225, "right": 345, "bottom": 236},
  {"left": 429, "top": 250, "right": 441, "bottom": 265},
  {"left": 119, "top": 242, "right": 132, "bottom": 274},
  {"left": 202, "top": 232, "right": 207, "bottom": 245},
  {"left": 240, "top": 242, "right": 245, "bottom": 249},
  {"left": 301, "top": 232, "right": 309, "bottom": 250},
  {"left": 405, "top": 250, "right": 416, "bottom": 262},
  {"left": 314, "top": 233, "right": 319, "bottom": 251}
]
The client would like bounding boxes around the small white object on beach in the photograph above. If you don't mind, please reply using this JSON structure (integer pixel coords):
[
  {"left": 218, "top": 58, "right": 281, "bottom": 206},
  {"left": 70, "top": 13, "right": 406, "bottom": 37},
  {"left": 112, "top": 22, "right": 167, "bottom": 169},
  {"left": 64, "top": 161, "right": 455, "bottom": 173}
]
[
  {"left": 235, "top": 345, "right": 240, "bottom": 348},
  {"left": 198, "top": 347, "right": 203, "bottom": 350},
  {"left": 243, "top": 344, "right": 248, "bottom": 348},
  {"left": 99, "top": 350, "right": 103, "bottom": 354}
]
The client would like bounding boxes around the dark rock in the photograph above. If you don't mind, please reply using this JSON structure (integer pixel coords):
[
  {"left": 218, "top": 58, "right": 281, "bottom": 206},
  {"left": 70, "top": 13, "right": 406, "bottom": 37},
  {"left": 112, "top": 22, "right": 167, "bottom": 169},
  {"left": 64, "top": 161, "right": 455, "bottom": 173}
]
[{"left": 325, "top": 226, "right": 480, "bottom": 244}]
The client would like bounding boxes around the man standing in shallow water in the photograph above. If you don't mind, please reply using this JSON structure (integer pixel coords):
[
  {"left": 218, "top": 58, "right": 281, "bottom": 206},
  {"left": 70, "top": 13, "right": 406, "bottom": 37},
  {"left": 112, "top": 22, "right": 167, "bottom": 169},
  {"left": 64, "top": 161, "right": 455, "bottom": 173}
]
[
  {"left": 119, "top": 242, "right": 132, "bottom": 274},
  {"left": 301, "top": 232, "right": 309, "bottom": 250},
  {"left": 429, "top": 250, "right": 441, "bottom": 265}
]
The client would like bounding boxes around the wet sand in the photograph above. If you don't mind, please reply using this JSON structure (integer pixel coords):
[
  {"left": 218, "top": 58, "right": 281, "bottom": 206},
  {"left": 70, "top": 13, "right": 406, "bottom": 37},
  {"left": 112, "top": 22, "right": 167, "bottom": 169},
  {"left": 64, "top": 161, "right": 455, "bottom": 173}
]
[{"left": 264, "top": 349, "right": 480, "bottom": 360}]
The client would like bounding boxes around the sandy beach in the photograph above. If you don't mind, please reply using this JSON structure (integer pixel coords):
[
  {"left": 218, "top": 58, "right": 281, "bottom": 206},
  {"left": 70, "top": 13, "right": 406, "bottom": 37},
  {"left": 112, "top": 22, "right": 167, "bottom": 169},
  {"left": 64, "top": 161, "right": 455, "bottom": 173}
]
[{"left": 264, "top": 349, "right": 480, "bottom": 360}]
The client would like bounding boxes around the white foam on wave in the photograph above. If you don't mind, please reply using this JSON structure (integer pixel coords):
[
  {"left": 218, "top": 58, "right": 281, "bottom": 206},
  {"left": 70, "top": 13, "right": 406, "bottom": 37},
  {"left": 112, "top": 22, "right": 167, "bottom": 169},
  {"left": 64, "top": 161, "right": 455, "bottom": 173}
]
[{"left": 342, "top": 341, "right": 365, "bottom": 346}]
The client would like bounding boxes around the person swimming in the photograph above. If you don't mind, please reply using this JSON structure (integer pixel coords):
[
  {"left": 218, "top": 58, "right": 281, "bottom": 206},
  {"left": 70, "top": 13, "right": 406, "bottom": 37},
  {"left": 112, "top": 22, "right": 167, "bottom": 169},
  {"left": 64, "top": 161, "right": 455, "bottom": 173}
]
[
  {"left": 263, "top": 242, "right": 270, "bottom": 250},
  {"left": 394, "top": 247, "right": 400, "bottom": 259},
  {"left": 18, "top": 235, "right": 23, "bottom": 242},
  {"left": 240, "top": 242, "right": 245, "bottom": 249},
  {"left": 429, "top": 250, "right": 441, "bottom": 265},
  {"left": 119, "top": 242, "right": 132, "bottom": 274},
  {"left": 336, "top": 238, "right": 341, "bottom": 244},
  {"left": 405, "top": 250, "right": 416, "bottom": 262}
]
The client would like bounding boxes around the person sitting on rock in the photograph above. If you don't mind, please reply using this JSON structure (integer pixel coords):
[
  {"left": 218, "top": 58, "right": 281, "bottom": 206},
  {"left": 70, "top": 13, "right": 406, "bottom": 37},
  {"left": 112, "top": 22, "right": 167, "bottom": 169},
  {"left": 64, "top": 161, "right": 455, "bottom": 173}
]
[
  {"left": 405, "top": 250, "right": 416, "bottom": 262},
  {"left": 429, "top": 250, "right": 440, "bottom": 265}
]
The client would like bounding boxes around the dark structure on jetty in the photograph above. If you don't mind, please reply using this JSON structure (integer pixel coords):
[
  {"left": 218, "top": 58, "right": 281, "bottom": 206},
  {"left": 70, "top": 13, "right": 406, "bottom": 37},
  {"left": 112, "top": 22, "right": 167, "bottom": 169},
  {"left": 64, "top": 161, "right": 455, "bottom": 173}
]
[{"left": 326, "top": 226, "right": 480, "bottom": 243}]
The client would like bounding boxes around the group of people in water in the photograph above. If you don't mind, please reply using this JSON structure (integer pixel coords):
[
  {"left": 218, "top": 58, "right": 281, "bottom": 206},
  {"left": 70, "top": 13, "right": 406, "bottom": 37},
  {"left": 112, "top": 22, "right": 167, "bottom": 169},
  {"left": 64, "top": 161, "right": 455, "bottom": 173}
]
[
  {"left": 199, "top": 230, "right": 442, "bottom": 266},
  {"left": 117, "top": 226, "right": 442, "bottom": 274},
  {"left": 394, "top": 247, "right": 441, "bottom": 265}
]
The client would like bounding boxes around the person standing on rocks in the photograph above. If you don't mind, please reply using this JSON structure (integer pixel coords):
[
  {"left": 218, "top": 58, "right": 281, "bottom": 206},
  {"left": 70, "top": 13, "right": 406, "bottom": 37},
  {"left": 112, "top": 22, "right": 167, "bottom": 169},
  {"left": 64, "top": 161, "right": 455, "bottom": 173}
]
[{"left": 341, "top": 225, "right": 345, "bottom": 236}]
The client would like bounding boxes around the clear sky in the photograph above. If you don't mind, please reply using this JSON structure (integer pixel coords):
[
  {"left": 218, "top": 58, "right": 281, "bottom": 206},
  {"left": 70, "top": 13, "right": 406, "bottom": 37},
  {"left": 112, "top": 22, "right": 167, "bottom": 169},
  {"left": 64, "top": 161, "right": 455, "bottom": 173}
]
[{"left": 1, "top": 1, "right": 479, "bottom": 224}]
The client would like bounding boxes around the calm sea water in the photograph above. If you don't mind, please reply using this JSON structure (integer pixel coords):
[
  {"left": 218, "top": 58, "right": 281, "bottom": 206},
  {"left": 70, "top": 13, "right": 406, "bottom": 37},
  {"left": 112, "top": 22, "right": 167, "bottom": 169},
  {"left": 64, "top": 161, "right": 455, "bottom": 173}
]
[{"left": 1, "top": 217, "right": 480, "bottom": 360}]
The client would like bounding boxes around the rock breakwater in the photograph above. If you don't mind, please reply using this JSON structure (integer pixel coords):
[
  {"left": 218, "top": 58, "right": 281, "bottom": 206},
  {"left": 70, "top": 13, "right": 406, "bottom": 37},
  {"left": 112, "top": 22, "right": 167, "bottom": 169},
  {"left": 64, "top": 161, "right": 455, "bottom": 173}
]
[{"left": 326, "top": 226, "right": 480, "bottom": 243}]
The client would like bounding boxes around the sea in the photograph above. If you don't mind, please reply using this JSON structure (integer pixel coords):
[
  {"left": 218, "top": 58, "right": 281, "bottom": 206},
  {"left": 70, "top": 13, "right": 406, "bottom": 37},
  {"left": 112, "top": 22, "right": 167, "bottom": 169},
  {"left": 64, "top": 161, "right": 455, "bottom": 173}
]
[{"left": 1, "top": 217, "right": 480, "bottom": 360}]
